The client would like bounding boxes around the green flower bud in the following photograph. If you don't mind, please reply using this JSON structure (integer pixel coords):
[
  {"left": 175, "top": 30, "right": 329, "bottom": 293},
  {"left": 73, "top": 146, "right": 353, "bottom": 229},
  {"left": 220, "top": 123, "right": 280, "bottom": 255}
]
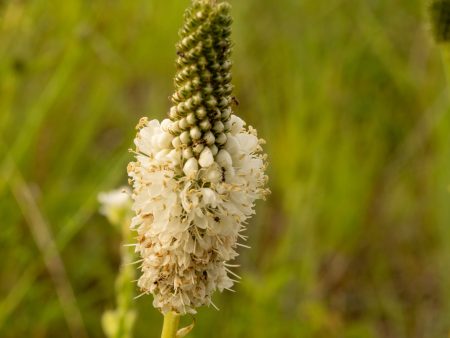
[
  {"left": 213, "top": 120, "right": 224, "bottom": 133},
  {"left": 187, "top": 112, "right": 197, "bottom": 125},
  {"left": 210, "top": 144, "right": 218, "bottom": 156},
  {"left": 190, "top": 126, "right": 202, "bottom": 140},
  {"left": 169, "top": 0, "right": 234, "bottom": 161},
  {"left": 179, "top": 117, "right": 189, "bottom": 130},
  {"left": 215, "top": 132, "right": 227, "bottom": 145},
  {"left": 180, "top": 131, "right": 191, "bottom": 145},
  {"left": 222, "top": 108, "right": 232, "bottom": 121},
  {"left": 204, "top": 131, "right": 215, "bottom": 145},
  {"left": 200, "top": 119, "right": 212, "bottom": 131},
  {"left": 193, "top": 142, "right": 205, "bottom": 154},
  {"left": 172, "top": 136, "right": 182, "bottom": 149},
  {"left": 183, "top": 147, "right": 194, "bottom": 159},
  {"left": 429, "top": 0, "right": 450, "bottom": 42},
  {"left": 196, "top": 107, "right": 208, "bottom": 119}
]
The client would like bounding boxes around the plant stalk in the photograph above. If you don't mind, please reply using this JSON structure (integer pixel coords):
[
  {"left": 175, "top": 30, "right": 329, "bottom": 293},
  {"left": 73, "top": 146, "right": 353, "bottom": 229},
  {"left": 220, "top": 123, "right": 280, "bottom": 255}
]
[
  {"left": 161, "top": 312, "right": 180, "bottom": 338},
  {"left": 441, "top": 45, "right": 450, "bottom": 84}
]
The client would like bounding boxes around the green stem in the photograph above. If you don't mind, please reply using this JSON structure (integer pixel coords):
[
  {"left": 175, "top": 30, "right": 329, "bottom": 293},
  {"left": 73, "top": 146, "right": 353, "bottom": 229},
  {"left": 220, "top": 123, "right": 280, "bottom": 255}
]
[
  {"left": 441, "top": 45, "right": 450, "bottom": 85},
  {"left": 161, "top": 312, "right": 180, "bottom": 338}
]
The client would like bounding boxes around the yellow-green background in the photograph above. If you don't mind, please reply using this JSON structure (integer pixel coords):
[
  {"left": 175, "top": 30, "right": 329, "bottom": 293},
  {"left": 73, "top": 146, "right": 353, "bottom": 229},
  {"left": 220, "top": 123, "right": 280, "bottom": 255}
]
[{"left": 1, "top": 0, "right": 450, "bottom": 337}]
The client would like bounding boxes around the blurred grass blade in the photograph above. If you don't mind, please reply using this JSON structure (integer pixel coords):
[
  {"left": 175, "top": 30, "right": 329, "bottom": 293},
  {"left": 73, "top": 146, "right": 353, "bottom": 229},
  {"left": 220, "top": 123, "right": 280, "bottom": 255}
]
[
  {"left": 3, "top": 144, "right": 88, "bottom": 338},
  {"left": 0, "top": 150, "right": 128, "bottom": 331},
  {"left": 0, "top": 41, "right": 81, "bottom": 196}
]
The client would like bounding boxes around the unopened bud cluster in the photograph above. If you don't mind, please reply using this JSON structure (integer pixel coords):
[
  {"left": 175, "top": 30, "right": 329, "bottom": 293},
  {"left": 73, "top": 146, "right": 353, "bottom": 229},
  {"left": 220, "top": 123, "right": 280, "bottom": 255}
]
[
  {"left": 127, "top": 0, "right": 269, "bottom": 315},
  {"left": 429, "top": 0, "right": 450, "bottom": 42}
]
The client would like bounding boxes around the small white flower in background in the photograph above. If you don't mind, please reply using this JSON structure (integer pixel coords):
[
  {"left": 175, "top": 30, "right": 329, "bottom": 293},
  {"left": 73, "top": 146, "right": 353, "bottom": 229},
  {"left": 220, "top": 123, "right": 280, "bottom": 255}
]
[
  {"left": 98, "top": 187, "right": 132, "bottom": 227},
  {"left": 98, "top": 187, "right": 137, "bottom": 338}
]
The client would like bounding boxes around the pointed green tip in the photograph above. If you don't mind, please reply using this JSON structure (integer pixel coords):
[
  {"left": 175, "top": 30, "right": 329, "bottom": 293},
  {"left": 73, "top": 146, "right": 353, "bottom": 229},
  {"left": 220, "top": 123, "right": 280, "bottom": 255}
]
[{"left": 429, "top": 0, "right": 450, "bottom": 43}]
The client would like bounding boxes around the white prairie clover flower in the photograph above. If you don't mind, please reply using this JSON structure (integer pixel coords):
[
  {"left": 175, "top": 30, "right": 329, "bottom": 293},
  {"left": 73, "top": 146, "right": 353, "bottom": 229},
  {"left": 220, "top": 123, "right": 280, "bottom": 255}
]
[
  {"left": 98, "top": 187, "right": 136, "bottom": 338},
  {"left": 127, "top": 0, "right": 269, "bottom": 315},
  {"left": 98, "top": 187, "right": 132, "bottom": 227}
]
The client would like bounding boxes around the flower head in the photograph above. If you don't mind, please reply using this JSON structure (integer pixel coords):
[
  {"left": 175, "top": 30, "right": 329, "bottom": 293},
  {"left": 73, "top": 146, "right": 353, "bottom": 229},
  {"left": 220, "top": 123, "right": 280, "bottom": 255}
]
[{"left": 127, "top": 0, "right": 269, "bottom": 315}]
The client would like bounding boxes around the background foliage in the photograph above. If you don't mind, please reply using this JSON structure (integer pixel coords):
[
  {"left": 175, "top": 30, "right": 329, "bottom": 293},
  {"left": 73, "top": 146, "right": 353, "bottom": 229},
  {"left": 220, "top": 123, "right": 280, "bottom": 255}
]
[{"left": 1, "top": 0, "right": 450, "bottom": 337}]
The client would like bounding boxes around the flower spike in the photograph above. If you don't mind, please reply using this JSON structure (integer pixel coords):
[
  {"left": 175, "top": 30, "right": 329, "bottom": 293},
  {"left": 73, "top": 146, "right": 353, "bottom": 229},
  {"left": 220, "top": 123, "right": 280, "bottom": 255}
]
[{"left": 127, "top": 0, "right": 269, "bottom": 315}]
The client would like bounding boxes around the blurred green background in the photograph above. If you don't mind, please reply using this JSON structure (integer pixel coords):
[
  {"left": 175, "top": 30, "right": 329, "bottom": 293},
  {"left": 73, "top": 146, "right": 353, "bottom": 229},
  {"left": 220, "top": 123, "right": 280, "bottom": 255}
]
[{"left": 1, "top": 0, "right": 450, "bottom": 337}]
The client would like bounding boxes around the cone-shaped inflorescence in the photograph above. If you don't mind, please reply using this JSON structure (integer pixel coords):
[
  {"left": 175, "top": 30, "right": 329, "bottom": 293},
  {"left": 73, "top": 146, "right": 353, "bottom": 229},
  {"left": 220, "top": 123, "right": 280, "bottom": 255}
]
[
  {"left": 429, "top": 0, "right": 450, "bottom": 42},
  {"left": 168, "top": 0, "right": 233, "bottom": 161},
  {"left": 127, "top": 0, "right": 269, "bottom": 315}
]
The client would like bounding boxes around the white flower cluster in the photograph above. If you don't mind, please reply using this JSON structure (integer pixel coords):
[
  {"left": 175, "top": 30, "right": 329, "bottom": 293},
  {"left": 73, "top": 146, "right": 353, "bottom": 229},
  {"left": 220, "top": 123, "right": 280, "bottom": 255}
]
[
  {"left": 127, "top": 114, "right": 269, "bottom": 314},
  {"left": 98, "top": 187, "right": 132, "bottom": 227}
]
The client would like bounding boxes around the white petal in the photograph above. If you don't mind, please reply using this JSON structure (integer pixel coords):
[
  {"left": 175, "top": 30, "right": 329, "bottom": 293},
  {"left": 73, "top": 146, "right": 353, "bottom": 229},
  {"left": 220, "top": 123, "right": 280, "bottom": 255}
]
[
  {"left": 216, "top": 149, "right": 232, "bottom": 168},
  {"left": 155, "top": 149, "right": 170, "bottom": 162},
  {"left": 183, "top": 157, "right": 199, "bottom": 176},
  {"left": 168, "top": 149, "right": 181, "bottom": 165},
  {"left": 157, "top": 132, "right": 173, "bottom": 149},
  {"left": 201, "top": 188, "right": 217, "bottom": 207},
  {"left": 200, "top": 163, "right": 222, "bottom": 183},
  {"left": 198, "top": 147, "right": 214, "bottom": 168},
  {"left": 224, "top": 134, "right": 239, "bottom": 156},
  {"left": 161, "top": 119, "right": 172, "bottom": 132},
  {"left": 230, "top": 115, "right": 245, "bottom": 135}
]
